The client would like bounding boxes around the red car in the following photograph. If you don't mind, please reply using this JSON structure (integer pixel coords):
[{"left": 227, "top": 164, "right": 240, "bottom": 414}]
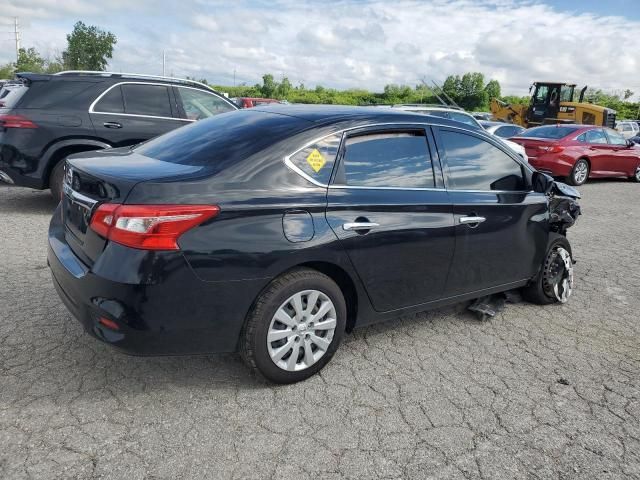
[
  {"left": 510, "top": 125, "right": 640, "bottom": 185},
  {"left": 235, "top": 97, "right": 281, "bottom": 108}
]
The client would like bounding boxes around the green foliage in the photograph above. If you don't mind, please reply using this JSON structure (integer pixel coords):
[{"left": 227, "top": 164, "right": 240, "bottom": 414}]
[
  {"left": 0, "top": 63, "right": 14, "bottom": 79},
  {"left": 484, "top": 80, "right": 501, "bottom": 102},
  {"left": 583, "top": 88, "right": 640, "bottom": 119},
  {"left": 15, "top": 48, "right": 46, "bottom": 73},
  {"left": 442, "top": 72, "right": 491, "bottom": 110},
  {"left": 62, "top": 21, "right": 117, "bottom": 71}
]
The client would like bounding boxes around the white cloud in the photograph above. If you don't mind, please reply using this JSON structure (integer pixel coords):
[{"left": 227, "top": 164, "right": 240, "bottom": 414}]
[{"left": 0, "top": 0, "right": 638, "bottom": 98}]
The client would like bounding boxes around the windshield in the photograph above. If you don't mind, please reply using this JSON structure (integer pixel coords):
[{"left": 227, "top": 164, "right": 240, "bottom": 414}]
[{"left": 515, "top": 126, "right": 581, "bottom": 140}]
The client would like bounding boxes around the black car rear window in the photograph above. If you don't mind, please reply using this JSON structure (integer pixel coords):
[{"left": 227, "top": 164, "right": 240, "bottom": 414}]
[
  {"left": 17, "top": 80, "right": 98, "bottom": 109},
  {"left": 135, "top": 110, "right": 309, "bottom": 166},
  {"left": 515, "top": 126, "right": 581, "bottom": 140}
]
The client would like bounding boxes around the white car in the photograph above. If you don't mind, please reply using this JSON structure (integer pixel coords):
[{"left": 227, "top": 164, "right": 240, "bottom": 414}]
[
  {"left": 388, "top": 105, "right": 529, "bottom": 162},
  {"left": 615, "top": 120, "right": 640, "bottom": 139}
]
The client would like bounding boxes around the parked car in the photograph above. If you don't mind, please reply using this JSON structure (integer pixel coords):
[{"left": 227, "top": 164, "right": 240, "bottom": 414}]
[
  {"left": 510, "top": 124, "right": 640, "bottom": 185},
  {"left": 49, "top": 105, "right": 580, "bottom": 383},
  {"left": 0, "top": 71, "right": 237, "bottom": 198},
  {"left": 615, "top": 120, "right": 640, "bottom": 139},
  {"left": 389, "top": 105, "right": 528, "bottom": 161},
  {"left": 479, "top": 121, "right": 525, "bottom": 139},
  {"left": 471, "top": 112, "right": 493, "bottom": 121},
  {"left": 235, "top": 97, "right": 281, "bottom": 108}
]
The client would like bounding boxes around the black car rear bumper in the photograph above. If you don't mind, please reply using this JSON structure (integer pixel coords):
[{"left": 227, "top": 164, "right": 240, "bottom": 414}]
[{"left": 48, "top": 206, "right": 270, "bottom": 355}]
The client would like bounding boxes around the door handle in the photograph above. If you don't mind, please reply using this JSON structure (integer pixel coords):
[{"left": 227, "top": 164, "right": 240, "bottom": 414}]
[
  {"left": 342, "top": 222, "right": 380, "bottom": 231},
  {"left": 459, "top": 216, "right": 486, "bottom": 225},
  {"left": 103, "top": 122, "right": 122, "bottom": 129}
]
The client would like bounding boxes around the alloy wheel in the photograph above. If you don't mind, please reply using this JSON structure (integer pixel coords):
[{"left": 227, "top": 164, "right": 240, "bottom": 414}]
[
  {"left": 266, "top": 290, "right": 337, "bottom": 371},
  {"left": 635, "top": 166, "right": 640, "bottom": 182},
  {"left": 574, "top": 161, "right": 588, "bottom": 185}
]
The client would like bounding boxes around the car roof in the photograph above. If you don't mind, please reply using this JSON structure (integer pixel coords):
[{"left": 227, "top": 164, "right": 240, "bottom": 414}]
[{"left": 250, "top": 104, "right": 482, "bottom": 130}]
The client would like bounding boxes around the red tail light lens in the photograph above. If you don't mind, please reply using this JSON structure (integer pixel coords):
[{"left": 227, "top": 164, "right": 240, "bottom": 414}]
[
  {"left": 0, "top": 114, "right": 37, "bottom": 129},
  {"left": 539, "top": 145, "right": 564, "bottom": 154},
  {"left": 90, "top": 204, "right": 220, "bottom": 250}
]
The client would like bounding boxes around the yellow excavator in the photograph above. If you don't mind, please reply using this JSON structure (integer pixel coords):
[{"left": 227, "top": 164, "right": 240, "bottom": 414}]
[{"left": 490, "top": 82, "right": 617, "bottom": 128}]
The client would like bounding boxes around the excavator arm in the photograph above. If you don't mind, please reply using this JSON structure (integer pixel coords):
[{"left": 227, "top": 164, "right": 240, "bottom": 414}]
[{"left": 490, "top": 98, "right": 528, "bottom": 127}]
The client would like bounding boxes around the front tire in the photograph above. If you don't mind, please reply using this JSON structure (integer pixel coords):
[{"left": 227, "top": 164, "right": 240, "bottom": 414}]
[
  {"left": 522, "top": 235, "right": 574, "bottom": 305},
  {"left": 240, "top": 268, "right": 346, "bottom": 384},
  {"left": 567, "top": 158, "right": 589, "bottom": 186}
]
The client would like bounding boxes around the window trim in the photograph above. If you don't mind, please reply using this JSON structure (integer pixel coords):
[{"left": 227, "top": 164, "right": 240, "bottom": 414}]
[
  {"left": 283, "top": 122, "right": 532, "bottom": 191},
  {"left": 434, "top": 126, "right": 531, "bottom": 194},
  {"left": 90, "top": 82, "right": 213, "bottom": 122}
]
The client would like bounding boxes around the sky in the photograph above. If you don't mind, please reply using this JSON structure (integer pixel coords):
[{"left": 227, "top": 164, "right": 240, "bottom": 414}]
[{"left": 0, "top": 0, "right": 638, "bottom": 97}]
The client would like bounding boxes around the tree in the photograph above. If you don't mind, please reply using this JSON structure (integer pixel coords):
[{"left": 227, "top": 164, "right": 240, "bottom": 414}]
[
  {"left": 276, "top": 76, "right": 292, "bottom": 99},
  {"left": 15, "top": 48, "right": 46, "bottom": 73},
  {"left": 484, "top": 79, "right": 501, "bottom": 101},
  {"left": 0, "top": 63, "right": 14, "bottom": 79},
  {"left": 62, "top": 21, "right": 117, "bottom": 71},
  {"left": 624, "top": 89, "right": 634, "bottom": 100},
  {"left": 260, "top": 74, "right": 277, "bottom": 97}
]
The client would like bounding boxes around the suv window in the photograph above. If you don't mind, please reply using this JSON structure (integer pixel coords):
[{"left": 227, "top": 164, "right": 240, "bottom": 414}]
[
  {"left": 494, "top": 125, "right": 522, "bottom": 138},
  {"left": 606, "top": 128, "right": 627, "bottom": 146},
  {"left": 121, "top": 84, "right": 172, "bottom": 117},
  {"left": 94, "top": 85, "right": 124, "bottom": 113},
  {"left": 585, "top": 129, "right": 608, "bottom": 144},
  {"left": 440, "top": 130, "right": 526, "bottom": 191},
  {"left": 176, "top": 87, "right": 235, "bottom": 120},
  {"left": 341, "top": 131, "right": 434, "bottom": 188},
  {"left": 288, "top": 133, "right": 341, "bottom": 185}
]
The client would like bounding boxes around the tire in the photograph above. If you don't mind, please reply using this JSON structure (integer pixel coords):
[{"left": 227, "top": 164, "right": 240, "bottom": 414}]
[
  {"left": 240, "top": 268, "right": 346, "bottom": 384},
  {"left": 522, "top": 235, "right": 574, "bottom": 305},
  {"left": 567, "top": 158, "right": 589, "bottom": 186},
  {"left": 49, "top": 160, "right": 66, "bottom": 201},
  {"left": 630, "top": 165, "right": 640, "bottom": 183}
]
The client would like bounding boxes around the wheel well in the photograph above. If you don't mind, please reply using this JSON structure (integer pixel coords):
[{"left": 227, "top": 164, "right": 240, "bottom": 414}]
[
  {"left": 299, "top": 261, "right": 359, "bottom": 333},
  {"left": 45, "top": 145, "right": 105, "bottom": 187},
  {"left": 577, "top": 157, "right": 591, "bottom": 169}
]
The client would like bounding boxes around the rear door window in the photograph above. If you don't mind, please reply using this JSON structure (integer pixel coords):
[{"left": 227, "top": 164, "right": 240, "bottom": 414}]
[
  {"left": 175, "top": 87, "right": 235, "bottom": 120},
  {"left": 339, "top": 131, "right": 435, "bottom": 188},
  {"left": 605, "top": 129, "right": 627, "bottom": 146},
  {"left": 93, "top": 85, "right": 124, "bottom": 113},
  {"left": 439, "top": 129, "right": 526, "bottom": 191},
  {"left": 585, "top": 129, "right": 608, "bottom": 144},
  {"left": 121, "top": 84, "right": 172, "bottom": 117}
]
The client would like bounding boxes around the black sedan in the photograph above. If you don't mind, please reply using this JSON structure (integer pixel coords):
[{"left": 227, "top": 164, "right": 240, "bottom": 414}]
[{"left": 48, "top": 105, "right": 580, "bottom": 383}]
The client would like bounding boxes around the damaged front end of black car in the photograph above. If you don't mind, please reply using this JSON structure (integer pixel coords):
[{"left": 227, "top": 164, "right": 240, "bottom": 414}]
[{"left": 469, "top": 172, "right": 581, "bottom": 320}]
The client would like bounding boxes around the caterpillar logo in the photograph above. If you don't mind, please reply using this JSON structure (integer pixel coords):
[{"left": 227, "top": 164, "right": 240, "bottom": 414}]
[{"left": 560, "top": 106, "right": 576, "bottom": 113}]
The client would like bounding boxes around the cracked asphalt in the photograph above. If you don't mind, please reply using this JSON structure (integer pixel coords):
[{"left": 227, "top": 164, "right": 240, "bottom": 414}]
[{"left": 1, "top": 181, "right": 639, "bottom": 479}]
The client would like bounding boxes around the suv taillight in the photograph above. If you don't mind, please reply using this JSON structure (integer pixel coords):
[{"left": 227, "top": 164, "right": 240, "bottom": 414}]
[
  {"left": 0, "top": 114, "right": 37, "bottom": 129},
  {"left": 90, "top": 204, "right": 220, "bottom": 250}
]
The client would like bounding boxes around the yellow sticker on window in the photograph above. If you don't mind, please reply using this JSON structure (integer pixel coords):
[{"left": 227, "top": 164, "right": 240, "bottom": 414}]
[{"left": 306, "top": 149, "right": 326, "bottom": 173}]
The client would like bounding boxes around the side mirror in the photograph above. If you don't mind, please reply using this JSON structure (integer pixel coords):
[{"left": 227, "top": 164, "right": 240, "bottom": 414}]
[{"left": 532, "top": 171, "right": 553, "bottom": 194}]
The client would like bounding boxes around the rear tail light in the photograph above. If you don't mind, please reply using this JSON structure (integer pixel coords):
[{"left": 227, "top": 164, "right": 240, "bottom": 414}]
[
  {"left": 90, "top": 204, "right": 220, "bottom": 250},
  {"left": 539, "top": 145, "right": 564, "bottom": 154},
  {"left": 0, "top": 114, "right": 37, "bottom": 129}
]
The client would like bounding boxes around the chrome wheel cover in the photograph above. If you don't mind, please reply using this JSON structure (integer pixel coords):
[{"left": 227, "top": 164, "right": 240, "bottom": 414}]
[
  {"left": 543, "top": 247, "right": 574, "bottom": 303},
  {"left": 635, "top": 166, "right": 640, "bottom": 181},
  {"left": 267, "top": 290, "right": 337, "bottom": 372},
  {"left": 574, "top": 162, "right": 588, "bottom": 184}
]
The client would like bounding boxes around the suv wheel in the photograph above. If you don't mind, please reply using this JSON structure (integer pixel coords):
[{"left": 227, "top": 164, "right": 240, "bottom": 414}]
[
  {"left": 522, "top": 235, "right": 574, "bottom": 305},
  {"left": 50, "top": 161, "right": 66, "bottom": 200},
  {"left": 240, "top": 268, "right": 346, "bottom": 383}
]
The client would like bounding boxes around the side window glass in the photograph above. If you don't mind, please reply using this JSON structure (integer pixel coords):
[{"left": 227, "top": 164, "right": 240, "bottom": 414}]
[
  {"left": 449, "top": 112, "right": 478, "bottom": 126},
  {"left": 94, "top": 85, "right": 124, "bottom": 113},
  {"left": 341, "top": 131, "right": 434, "bottom": 188},
  {"left": 122, "top": 84, "right": 172, "bottom": 117},
  {"left": 177, "top": 88, "right": 235, "bottom": 120},
  {"left": 585, "top": 129, "right": 608, "bottom": 144},
  {"left": 576, "top": 133, "right": 586, "bottom": 143},
  {"left": 288, "top": 133, "right": 341, "bottom": 185},
  {"left": 427, "top": 110, "right": 450, "bottom": 120},
  {"left": 440, "top": 130, "right": 526, "bottom": 191},
  {"left": 606, "top": 129, "right": 627, "bottom": 145}
]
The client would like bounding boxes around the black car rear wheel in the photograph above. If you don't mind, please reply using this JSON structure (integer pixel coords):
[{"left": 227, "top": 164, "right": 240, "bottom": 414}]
[
  {"left": 240, "top": 268, "right": 346, "bottom": 384},
  {"left": 522, "top": 235, "right": 573, "bottom": 305},
  {"left": 50, "top": 161, "right": 66, "bottom": 200}
]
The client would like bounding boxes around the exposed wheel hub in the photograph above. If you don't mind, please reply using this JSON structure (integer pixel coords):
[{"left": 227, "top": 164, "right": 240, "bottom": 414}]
[{"left": 542, "top": 246, "right": 573, "bottom": 303}]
